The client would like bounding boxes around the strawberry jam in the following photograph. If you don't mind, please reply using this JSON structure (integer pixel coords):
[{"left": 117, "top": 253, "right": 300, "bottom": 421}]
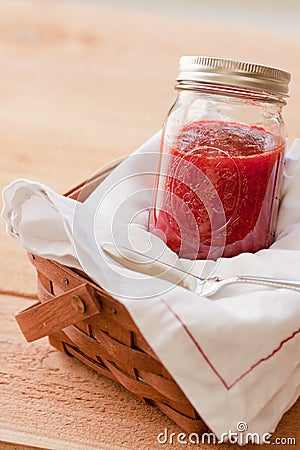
[{"left": 152, "top": 120, "right": 285, "bottom": 259}]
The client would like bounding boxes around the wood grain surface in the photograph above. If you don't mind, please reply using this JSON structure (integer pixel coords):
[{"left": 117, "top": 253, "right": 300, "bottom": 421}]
[{"left": 0, "top": 0, "right": 299, "bottom": 448}]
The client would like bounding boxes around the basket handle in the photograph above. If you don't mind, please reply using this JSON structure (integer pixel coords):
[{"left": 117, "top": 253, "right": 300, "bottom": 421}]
[{"left": 16, "top": 283, "right": 101, "bottom": 342}]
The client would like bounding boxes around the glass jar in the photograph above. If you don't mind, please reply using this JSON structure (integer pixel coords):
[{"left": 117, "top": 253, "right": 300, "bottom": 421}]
[{"left": 149, "top": 56, "right": 291, "bottom": 260}]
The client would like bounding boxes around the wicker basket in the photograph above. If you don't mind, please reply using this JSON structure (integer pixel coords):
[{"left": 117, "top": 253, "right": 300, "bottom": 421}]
[{"left": 15, "top": 162, "right": 207, "bottom": 435}]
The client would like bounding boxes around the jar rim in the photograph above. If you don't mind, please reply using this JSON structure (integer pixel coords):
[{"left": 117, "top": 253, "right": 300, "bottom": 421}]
[{"left": 177, "top": 56, "right": 291, "bottom": 97}]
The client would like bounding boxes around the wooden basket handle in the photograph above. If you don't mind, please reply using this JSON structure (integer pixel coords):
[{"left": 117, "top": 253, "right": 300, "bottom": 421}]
[{"left": 16, "top": 283, "right": 101, "bottom": 342}]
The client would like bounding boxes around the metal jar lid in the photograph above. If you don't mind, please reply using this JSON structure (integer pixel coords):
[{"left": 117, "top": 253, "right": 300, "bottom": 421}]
[{"left": 177, "top": 56, "right": 291, "bottom": 96}]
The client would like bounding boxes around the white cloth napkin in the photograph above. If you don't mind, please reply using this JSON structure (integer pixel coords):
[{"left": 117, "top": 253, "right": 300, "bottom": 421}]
[{"left": 2, "top": 133, "right": 300, "bottom": 443}]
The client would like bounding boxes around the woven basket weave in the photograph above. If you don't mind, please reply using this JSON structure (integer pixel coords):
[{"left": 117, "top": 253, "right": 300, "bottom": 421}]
[{"left": 15, "top": 162, "right": 207, "bottom": 435}]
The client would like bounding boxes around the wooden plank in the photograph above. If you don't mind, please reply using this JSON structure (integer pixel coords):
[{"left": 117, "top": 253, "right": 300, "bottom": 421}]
[
  {"left": 0, "top": 441, "right": 44, "bottom": 450},
  {"left": 0, "top": 431, "right": 115, "bottom": 450}
]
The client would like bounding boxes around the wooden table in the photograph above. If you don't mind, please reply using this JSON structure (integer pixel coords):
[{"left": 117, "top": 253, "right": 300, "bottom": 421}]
[{"left": 0, "top": 1, "right": 299, "bottom": 448}]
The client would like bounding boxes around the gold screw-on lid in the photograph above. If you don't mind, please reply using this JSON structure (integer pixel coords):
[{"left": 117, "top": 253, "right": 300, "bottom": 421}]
[{"left": 177, "top": 56, "right": 291, "bottom": 96}]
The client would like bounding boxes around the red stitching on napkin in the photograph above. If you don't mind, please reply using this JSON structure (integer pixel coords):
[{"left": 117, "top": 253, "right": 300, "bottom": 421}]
[
  {"left": 161, "top": 298, "right": 300, "bottom": 390},
  {"left": 228, "top": 327, "right": 300, "bottom": 389}
]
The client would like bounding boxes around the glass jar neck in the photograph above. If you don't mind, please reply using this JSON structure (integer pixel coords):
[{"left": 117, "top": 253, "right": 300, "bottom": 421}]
[{"left": 176, "top": 81, "right": 287, "bottom": 106}]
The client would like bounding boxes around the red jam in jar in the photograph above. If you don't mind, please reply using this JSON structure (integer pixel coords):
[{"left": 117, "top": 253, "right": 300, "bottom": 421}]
[
  {"left": 149, "top": 57, "right": 290, "bottom": 260},
  {"left": 153, "top": 120, "right": 285, "bottom": 259}
]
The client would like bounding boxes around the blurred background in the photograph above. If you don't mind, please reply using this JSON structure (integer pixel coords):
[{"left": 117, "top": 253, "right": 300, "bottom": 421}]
[
  {"left": 1, "top": 0, "right": 299, "bottom": 187},
  {"left": 96, "top": 0, "right": 300, "bottom": 30}
]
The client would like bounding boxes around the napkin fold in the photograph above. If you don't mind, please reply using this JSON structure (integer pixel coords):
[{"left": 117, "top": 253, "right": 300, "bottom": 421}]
[{"left": 2, "top": 133, "right": 300, "bottom": 443}]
